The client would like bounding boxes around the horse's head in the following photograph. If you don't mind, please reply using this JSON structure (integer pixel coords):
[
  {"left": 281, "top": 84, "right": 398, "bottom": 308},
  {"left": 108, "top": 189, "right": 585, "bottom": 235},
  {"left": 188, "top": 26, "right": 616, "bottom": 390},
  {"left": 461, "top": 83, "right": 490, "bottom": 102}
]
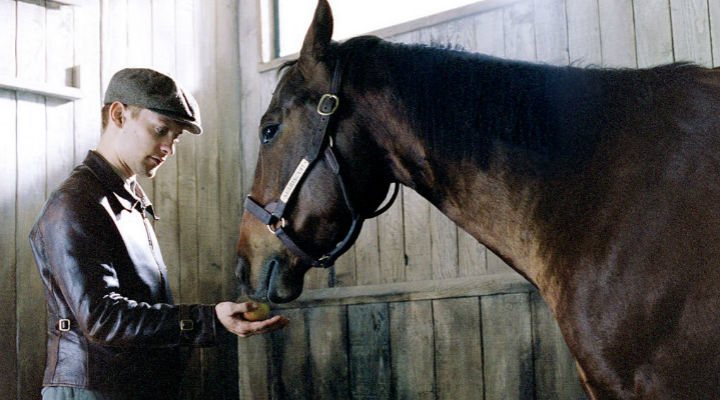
[{"left": 236, "top": 0, "right": 395, "bottom": 303}]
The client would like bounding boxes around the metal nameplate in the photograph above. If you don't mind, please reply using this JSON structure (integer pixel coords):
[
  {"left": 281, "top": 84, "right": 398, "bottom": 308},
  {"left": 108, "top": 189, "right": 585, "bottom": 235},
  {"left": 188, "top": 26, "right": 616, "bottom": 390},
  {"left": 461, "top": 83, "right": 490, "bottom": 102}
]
[{"left": 280, "top": 159, "right": 310, "bottom": 203}]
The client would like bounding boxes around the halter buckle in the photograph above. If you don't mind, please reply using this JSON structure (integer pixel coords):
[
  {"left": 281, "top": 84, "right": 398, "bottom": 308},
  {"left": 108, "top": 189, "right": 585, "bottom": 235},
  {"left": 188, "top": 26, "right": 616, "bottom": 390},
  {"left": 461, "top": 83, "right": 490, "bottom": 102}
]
[{"left": 317, "top": 94, "right": 340, "bottom": 116}]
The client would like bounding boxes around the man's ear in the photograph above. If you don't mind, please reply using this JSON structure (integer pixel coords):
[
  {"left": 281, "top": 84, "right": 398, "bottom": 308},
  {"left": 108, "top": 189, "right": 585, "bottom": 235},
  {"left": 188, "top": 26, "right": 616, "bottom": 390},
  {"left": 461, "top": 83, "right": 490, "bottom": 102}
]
[{"left": 108, "top": 101, "right": 126, "bottom": 128}]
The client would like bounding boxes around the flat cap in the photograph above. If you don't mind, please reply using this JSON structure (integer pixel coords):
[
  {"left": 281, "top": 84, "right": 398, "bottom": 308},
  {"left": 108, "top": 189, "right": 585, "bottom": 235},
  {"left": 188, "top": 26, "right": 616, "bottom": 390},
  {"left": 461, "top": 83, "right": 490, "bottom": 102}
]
[{"left": 104, "top": 68, "right": 203, "bottom": 135}]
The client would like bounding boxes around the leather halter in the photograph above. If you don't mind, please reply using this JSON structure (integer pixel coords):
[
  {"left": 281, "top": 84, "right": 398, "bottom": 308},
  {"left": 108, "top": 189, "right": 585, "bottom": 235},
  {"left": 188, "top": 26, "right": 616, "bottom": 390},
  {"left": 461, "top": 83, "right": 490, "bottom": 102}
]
[{"left": 244, "top": 61, "right": 398, "bottom": 268}]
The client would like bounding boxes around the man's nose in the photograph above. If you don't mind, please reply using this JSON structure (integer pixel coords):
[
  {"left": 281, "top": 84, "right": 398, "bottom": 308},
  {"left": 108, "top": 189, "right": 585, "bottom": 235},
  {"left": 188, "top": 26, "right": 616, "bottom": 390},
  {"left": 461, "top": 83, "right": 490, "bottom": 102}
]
[{"left": 160, "top": 141, "right": 175, "bottom": 156}]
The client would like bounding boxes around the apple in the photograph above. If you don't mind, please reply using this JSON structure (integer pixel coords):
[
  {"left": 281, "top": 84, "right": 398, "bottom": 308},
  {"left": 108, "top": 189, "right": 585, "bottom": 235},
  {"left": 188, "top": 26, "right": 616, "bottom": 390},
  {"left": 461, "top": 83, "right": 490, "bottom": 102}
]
[{"left": 243, "top": 302, "right": 271, "bottom": 321}]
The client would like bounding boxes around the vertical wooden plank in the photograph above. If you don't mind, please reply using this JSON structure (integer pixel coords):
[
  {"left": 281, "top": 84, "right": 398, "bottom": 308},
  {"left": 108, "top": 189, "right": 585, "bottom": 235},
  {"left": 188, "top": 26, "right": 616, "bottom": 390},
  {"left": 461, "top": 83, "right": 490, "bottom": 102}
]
[
  {"left": 195, "top": 0, "right": 221, "bottom": 295},
  {"left": 431, "top": 204, "right": 459, "bottom": 280},
  {"left": 193, "top": 1, "right": 224, "bottom": 398},
  {"left": 307, "top": 306, "right": 350, "bottom": 399},
  {"left": 598, "top": 0, "right": 637, "bottom": 67},
  {"left": 238, "top": 9, "right": 262, "bottom": 196},
  {"left": 503, "top": 0, "right": 536, "bottom": 62},
  {"left": 46, "top": 4, "right": 75, "bottom": 190},
  {"left": 534, "top": 0, "right": 569, "bottom": 65},
  {"left": 433, "top": 298, "right": 483, "bottom": 400},
  {"left": 531, "top": 292, "right": 586, "bottom": 400},
  {"left": 390, "top": 300, "right": 435, "bottom": 400},
  {"left": 73, "top": 0, "right": 101, "bottom": 165},
  {"left": 710, "top": 0, "right": 720, "bottom": 67},
  {"left": 150, "top": 0, "right": 181, "bottom": 303},
  {"left": 266, "top": 308, "right": 308, "bottom": 400},
  {"left": 414, "top": 26, "right": 434, "bottom": 46},
  {"left": 0, "top": 2, "right": 17, "bottom": 395},
  {"left": 474, "top": 8, "right": 506, "bottom": 56},
  {"left": 0, "top": 86, "right": 17, "bottom": 397},
  {"left": 482, "top": 293, "right": 534, "bottom": 400},
  {"left": 487, "top": 251, "right": 515, "bottom": 274},
  {"left": 633, "top": 0, "right": 673, "bottom": 67},
  {"left": 334, "top": 243, "right": 358, "bottom": 287},
  {"left": 377, "top": 193, "right": 405, "bottom": 284},
  {"left": 0, "top": 0, "right": 16, "bottom": 77},
  {"left": 348, "top": 303, "right": 391, "bottom": 400},
  {"left": 214, "top": 1, "right": 241, "bottom": 397},
  {"left": 567, "top": 0, "right": 602, "bottom": 66},
  {"left": 402, "top": 187, "right": 432, "bottom": 281},
  {"left": 355, "top": 219, "right": 378, "bottom": 285},
  {"left": 126, "top": 0, "right": 151, "bottom": 67},
  {"left": 237, "top": 333, "right": 269, "bottom": 400},
  {"left": 16, "top": 1, "right": 48, "bottom": 398},
  {"left": 458, "top": 230, "right": 487, "bottom": 277},
  {"left": 101, "top": 0, "right": 128, "bottom": 89},
  {"left": 670, "top": 0, "right": 712, "bottom": 66},
  {"left": 443, "top": 17, "right": 478, "bottom": 51},
  {"left": 304, "top": 264, "right": 330, "bottom": 291},
  {"left": 216, "top": 0, "right": 242, "bottom": 298}
]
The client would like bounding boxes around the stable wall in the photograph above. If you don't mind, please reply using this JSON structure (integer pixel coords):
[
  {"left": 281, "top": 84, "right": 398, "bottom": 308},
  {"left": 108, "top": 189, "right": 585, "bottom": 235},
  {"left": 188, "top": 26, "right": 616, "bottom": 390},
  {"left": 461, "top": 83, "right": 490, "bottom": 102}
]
[
  {"left": 1, "top": 0, "right": 242, "bottom": 398},
  {"left": 4, "top": 0, "right": 720, "bottom": 399},
  {"left": 235, "top": 0, "right": 720, "bottom": 399}
]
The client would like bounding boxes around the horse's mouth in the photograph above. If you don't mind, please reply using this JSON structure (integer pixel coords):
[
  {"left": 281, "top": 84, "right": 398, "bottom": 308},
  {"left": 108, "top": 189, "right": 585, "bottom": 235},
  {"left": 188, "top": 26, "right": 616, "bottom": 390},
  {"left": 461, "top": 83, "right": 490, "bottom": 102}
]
[{"left": 238, "top": 256, "right": 304, "bottom": 304}]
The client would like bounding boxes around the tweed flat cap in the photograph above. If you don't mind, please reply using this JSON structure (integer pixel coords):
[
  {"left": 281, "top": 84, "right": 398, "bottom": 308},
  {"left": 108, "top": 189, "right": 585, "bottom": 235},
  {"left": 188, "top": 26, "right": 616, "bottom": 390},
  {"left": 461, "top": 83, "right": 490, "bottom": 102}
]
[{"left": 104, "top": 68, "right": 203, "bottom": 135}]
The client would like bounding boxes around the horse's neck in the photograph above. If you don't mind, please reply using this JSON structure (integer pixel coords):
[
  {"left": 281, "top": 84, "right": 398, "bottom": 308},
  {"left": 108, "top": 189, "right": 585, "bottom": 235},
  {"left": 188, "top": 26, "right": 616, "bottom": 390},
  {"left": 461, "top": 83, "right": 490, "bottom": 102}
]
[
  {"left": 361, "top": 53, "right": 586, "bottom": 296},
  {"left": 391, "top": 141, "right": 551, "bottom": 291}
]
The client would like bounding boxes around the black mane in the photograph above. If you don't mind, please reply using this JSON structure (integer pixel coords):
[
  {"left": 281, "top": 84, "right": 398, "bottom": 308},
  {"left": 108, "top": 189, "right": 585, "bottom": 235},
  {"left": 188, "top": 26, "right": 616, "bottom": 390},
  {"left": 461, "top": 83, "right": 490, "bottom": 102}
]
[{"left": 333, "top": 35, "right": 702, "bottom": 175}]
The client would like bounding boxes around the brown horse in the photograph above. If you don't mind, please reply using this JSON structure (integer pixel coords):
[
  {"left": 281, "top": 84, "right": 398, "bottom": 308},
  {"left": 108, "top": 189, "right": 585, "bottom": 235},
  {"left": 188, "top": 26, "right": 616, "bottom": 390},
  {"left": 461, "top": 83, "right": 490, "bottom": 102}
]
[{"left": 237, "top": 1, "right": 720, "bottom": 398}]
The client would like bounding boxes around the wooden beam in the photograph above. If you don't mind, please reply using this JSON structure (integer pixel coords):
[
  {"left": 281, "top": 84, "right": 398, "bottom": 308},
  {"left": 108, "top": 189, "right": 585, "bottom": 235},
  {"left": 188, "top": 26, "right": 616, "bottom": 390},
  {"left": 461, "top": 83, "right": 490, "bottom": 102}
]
[
  {"left": 270, "top": 273, "right": 533, "bottom": 308},
  {"left": 0, "top": 76, "right": 82, "bottom": 100},
  {"left": 48, "top": 0, "right": 84, "bottom": 6}
]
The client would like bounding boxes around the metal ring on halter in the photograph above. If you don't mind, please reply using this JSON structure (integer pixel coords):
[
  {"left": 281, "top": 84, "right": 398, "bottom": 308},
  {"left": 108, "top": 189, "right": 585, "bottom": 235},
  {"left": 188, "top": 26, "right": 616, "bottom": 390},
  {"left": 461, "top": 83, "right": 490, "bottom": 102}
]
[{"left": 266, "top": 218, "right": 287, "bottom": 234}]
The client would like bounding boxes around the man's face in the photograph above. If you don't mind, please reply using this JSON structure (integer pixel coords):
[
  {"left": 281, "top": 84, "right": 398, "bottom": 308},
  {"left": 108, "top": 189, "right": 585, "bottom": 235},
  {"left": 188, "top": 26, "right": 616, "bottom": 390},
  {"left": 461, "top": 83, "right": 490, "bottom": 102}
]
[{"left": 119, "top": 107, "right": 185, "bottom": 178}]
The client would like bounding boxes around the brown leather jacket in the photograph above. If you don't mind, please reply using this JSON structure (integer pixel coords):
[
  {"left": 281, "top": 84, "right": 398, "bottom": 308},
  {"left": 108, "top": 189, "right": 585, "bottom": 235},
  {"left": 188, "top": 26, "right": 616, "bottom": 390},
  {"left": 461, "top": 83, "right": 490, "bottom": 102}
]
[{"left": 30, "top": 151, "right": 222, "bottom": 399}]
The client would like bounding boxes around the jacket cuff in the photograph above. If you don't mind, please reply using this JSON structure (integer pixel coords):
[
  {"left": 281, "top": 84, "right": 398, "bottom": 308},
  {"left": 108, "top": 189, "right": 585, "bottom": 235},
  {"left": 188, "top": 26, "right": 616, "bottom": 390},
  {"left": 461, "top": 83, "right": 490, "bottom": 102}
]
[{"left": 177, "top": 304, "right": 226, "bottom": 347}]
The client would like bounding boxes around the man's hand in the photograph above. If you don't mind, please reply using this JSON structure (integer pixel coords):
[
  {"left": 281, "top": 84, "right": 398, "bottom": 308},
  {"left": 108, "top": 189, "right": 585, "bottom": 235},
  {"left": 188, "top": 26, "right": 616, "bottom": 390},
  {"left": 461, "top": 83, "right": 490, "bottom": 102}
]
[{"left": 215, "top": 301, "right": 289, "bottom": 337}]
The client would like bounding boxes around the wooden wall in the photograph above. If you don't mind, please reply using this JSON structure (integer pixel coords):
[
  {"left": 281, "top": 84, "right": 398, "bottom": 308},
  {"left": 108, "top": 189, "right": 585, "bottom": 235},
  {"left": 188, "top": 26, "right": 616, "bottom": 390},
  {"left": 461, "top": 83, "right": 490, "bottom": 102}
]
[
  {"left": 4, "top": 0, "right": 720, "bottom": 399},
  {"left": 1, "top": 0, "right": 241, "bottom": 399},
  {"left": 236, "top": 0, "right": 720, "bottom": 399}
]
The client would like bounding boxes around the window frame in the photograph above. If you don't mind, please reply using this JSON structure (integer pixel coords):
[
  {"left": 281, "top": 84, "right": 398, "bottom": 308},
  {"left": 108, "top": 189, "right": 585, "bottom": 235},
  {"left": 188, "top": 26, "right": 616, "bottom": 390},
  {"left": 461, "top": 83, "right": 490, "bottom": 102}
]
[{"left": 258, "top": 0, "right": 522, "bottom": 72}]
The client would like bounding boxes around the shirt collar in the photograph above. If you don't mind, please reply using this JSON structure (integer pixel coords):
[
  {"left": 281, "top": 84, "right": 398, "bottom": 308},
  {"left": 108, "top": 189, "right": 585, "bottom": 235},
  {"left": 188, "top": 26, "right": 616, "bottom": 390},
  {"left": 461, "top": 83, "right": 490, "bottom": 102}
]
[{"left": 83, "top": 150, "right": 159, "bottom": 220}]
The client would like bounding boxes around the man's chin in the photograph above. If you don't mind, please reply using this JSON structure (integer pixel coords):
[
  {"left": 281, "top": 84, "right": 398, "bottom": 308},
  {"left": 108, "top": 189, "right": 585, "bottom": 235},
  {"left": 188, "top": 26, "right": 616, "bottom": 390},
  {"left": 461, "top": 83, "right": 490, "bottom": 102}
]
[{"left": 143, "top": 164, "right": 161, "bottom": 179}]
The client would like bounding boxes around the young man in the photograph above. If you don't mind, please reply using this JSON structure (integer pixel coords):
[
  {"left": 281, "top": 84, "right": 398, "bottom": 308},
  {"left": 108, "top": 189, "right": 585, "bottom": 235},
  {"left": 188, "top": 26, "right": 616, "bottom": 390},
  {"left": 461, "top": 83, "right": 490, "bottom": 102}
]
[{"left": 30, "top": 68, "right": 288, "bottom": 400}]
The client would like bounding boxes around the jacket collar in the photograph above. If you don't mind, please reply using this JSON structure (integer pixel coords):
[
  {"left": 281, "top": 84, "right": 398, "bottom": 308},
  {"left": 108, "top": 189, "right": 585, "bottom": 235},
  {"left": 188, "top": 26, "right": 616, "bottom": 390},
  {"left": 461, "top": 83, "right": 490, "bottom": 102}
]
[{"left": 83, "top": 150, "right": 159, "bottom": 220}]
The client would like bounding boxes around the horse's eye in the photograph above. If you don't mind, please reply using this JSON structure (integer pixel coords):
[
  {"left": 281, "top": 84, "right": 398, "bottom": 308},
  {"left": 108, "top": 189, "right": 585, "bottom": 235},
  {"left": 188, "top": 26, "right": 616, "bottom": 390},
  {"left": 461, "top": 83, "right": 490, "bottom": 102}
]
[{"left": 260, "top": 124, "right": 279, "bottom": 144}]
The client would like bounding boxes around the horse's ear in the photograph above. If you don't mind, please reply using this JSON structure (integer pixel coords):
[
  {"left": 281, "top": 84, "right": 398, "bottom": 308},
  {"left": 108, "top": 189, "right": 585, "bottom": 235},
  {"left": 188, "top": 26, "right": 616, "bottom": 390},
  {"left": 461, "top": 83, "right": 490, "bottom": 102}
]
[{"left": 299, "top": 0, "right": 333, "bottom": 67}]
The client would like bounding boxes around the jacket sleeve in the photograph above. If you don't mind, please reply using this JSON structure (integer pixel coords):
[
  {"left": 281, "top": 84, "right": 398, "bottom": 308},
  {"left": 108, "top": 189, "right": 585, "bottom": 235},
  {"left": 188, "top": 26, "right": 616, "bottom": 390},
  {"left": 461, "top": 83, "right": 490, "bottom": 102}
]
[{"left": 29, "top": 191, "right": 227, "bottom": 348}]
